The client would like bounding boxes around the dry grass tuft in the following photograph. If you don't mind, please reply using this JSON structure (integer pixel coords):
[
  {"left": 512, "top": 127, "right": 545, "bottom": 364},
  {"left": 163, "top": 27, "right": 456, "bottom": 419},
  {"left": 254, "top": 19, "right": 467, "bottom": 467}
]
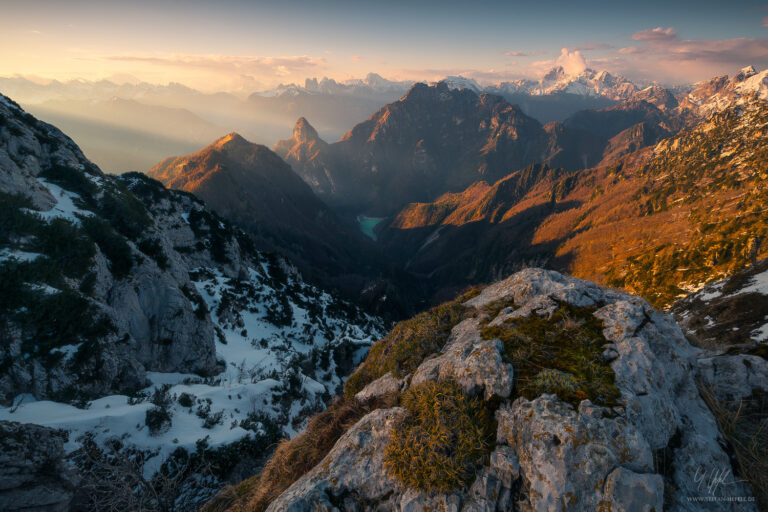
[
  {"left": 383, "top": 380, "right": 495, "bottom": 492},
  {"left": 698, "top": 381, "right": 768, "bottom": 510},
  {"left": 202, "top": 393, "right": 398, "bottom": 512}
]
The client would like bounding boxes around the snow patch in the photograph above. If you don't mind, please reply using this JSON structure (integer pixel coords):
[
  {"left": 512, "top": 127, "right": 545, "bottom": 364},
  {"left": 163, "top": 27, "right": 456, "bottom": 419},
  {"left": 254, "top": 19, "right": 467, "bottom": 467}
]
[{"left": 29, "top": 180, "right": 94, "bottom": 224}]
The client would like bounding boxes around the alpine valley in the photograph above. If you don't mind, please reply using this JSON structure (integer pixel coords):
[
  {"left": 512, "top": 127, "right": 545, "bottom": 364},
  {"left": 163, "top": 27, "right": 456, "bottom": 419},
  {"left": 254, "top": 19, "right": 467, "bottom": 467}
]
[{"left": 1, "top": 57, "right": 768, "bottom": 512}]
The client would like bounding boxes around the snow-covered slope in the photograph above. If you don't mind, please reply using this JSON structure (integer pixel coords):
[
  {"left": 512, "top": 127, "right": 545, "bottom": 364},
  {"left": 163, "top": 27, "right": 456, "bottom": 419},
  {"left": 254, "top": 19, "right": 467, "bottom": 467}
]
[
  {"left": 672, "top": 258, "right": 768, "bottom": 348},
  {"left": 439, "top": 76, "right": 483, "bottom": 93},
  {"left": 0, "top": 93, "right": 383, "bottom": 509}
]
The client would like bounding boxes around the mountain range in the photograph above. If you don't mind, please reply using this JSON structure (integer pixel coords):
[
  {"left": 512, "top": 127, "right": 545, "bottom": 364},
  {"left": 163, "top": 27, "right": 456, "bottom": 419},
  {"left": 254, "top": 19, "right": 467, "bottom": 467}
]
[
  {"left": 0, "top": 66, "right": 693, "bottom": 173},
  {"left": 273, "top": 80, "right": 690, "bottom": 217},
  {"left": 2, "top": 63, "right": 768, "bottom": 511},
  {"left": 267, "top": 66, "right": 768, "bottom": 305}
]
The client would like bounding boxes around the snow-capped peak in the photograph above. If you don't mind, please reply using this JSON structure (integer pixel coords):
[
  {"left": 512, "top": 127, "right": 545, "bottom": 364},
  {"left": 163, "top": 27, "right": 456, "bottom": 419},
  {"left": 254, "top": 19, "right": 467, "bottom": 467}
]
[
  {"left": 440, "top": 75, "right": 483, "bottom": 93},
  {"left": 735, "top": 66, "right": 757, "bottom": 82},
  {"left": 684, "top": 65, "right": 768, "bottom": 117},
  {"left": 734, "top": 68, "right": 768, "bottom": 98}
]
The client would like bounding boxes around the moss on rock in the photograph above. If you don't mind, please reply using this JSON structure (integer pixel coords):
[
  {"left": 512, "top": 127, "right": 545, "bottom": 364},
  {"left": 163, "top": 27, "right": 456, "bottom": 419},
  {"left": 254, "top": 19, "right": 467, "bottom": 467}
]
[{"left": 481, "top": 301, "right": 621, "bottom": 407}]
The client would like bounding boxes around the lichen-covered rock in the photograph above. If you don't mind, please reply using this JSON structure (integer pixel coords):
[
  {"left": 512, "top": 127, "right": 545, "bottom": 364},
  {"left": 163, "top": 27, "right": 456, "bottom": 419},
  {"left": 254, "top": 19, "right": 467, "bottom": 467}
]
[
  {"left": 0, "top": 420, "right": 78, "bottom": 512},
  {"left": 265, "top": 269, "right": 759, "bottom": 511},
  {"left": 354, "top": 372, "right": 406, "bottom": 402},
  {"left": 697, "top": 354, "right": 768, "bottom": 402},
  {"left": 411, "top": 317, "right": 514, "bottom": 400},
  {"left": 497, "top": 396, "right": 655, "bottom": 511},
  {"left": 602, "top": 466, "right": 663, "bottom": 512},
  {"left": 266, "top": 407, "right": 408, "bottom": 512}
]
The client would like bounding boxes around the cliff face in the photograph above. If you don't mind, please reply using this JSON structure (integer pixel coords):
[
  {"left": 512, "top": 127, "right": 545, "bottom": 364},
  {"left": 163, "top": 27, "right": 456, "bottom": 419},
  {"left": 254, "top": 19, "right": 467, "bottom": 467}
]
[
  {"left": 0, "top": 93, "right": 218, "bottom": 403},
  {"left": 221, "top": 269, "right": 762, "bottom": 512}
]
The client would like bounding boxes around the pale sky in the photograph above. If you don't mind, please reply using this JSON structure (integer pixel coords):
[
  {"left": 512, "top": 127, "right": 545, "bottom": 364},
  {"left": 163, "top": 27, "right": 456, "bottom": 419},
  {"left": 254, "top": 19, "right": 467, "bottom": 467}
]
[{"left": 1, "top": 0, "right": 767, "bottom": 92}]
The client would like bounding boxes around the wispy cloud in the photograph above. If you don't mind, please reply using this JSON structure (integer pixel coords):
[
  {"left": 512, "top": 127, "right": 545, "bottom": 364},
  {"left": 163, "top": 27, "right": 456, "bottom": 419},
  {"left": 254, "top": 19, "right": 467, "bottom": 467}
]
[
  {"left": 504, "top": 51, "right": 527, "bottom": 57},
  {"left": 104, "top": 54, "right": 326, "bottom": 77},
  {"left": 631, "top": 26, "right": 678, "bottom": 42},
  {"left": 607, "top": 27, "right": 768, "bottom": 82},
  {"left": 620, "top": 27, "right": 768, "bottom": 64},
  {"left": 763, "top": 16, "right": 768, "bottom": 27}
]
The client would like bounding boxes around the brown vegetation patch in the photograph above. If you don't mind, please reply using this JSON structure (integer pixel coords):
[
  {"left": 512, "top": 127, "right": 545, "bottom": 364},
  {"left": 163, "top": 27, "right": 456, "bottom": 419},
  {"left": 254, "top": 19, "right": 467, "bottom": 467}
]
[{"left": 481, "top": 301, "right": 620, "bottom": 407}]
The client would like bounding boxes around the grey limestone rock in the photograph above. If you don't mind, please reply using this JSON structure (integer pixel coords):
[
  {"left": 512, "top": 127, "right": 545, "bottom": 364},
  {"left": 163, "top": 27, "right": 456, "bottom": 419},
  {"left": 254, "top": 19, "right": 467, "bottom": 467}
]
[
  {"left": 0, "top": 421, "right": 79, "bottom": 512},
  {"left": 268, "top": 269, "right": 758, "bottom": 511}
]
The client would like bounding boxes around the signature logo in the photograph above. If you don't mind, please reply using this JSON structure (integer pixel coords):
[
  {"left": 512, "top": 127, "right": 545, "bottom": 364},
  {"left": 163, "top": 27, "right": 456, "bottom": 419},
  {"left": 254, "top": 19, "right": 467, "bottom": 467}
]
[{"left": 692, "top": 465, "right": 746, "bottom": 496}]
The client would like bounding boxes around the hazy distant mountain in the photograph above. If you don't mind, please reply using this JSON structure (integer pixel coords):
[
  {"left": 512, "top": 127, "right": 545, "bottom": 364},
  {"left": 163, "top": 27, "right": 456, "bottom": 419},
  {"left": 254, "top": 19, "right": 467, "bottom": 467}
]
[
  {"left": 252, "top": 73, "right": 412, "bottom": 98},
  {"left": 0, "top": 75, "right": 412, "bottom": 168},
  {"left": 248, "top": 74, "right": 412, "bottom": 142},
  {"left": 24, "top": 98, "right": 228, "bottom": 172}
]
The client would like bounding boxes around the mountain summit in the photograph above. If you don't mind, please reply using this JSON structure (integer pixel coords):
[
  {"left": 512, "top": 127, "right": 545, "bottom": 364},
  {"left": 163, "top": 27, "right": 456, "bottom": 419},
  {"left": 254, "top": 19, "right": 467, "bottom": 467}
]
[
  {"left": 148, "top": 133, "right": 409, "bottom": 316},
  {"left": 276, "top": 82, "right": 557, "bottom": 215}
]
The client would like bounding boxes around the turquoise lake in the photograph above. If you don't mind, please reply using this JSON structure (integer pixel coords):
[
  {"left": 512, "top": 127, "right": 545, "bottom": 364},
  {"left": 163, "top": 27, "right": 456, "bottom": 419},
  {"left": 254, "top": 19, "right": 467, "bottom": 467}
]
[{"left": 357, "top": 216, "right": 385, "bottom": 240}]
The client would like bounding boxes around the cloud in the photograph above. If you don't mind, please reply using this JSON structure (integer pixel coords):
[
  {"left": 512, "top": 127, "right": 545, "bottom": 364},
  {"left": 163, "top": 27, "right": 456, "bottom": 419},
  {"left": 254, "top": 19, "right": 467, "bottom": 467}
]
[
  {"left": 525, "top": 48, "right": 590, "bottom": 78},
  {"left": 621, "top": 27, "right": 768, "bottom": 64},
  {"left": 350, "top": 55, "right": 362, "bottom": 62},
  {"left": 104, "top": 54, "right": 325, "bottom": 76},
  {"left": 632, "top": 26, "right": 677, "bottom": 42},
  {"left": 554, "top": 48, "right": 588, "bottom": 76},
  {"left": 504, "top": 51, "right": 527, "bottom": 57},
  {"left": 600, "top": 27, "right": 768, "bottom": 83},
  {"left": 763, "top": 16, "right": 768, "bottom": 27}
]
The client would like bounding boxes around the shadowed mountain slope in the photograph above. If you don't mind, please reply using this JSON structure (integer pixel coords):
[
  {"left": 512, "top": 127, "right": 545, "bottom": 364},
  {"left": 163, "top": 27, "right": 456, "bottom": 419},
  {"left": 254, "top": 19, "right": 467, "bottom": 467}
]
[
  {"left": 148, "top": 133, "right": 415, "bottom": 316},
  {"left": 275, "top": 83, "right": 681, "bottom": 218}
]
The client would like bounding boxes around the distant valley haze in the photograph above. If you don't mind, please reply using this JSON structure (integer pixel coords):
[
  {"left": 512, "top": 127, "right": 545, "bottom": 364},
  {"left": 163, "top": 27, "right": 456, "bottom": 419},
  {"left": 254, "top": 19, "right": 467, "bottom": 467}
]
[{"left": 2, "top": 0, "right": 768, "bottom": 172}]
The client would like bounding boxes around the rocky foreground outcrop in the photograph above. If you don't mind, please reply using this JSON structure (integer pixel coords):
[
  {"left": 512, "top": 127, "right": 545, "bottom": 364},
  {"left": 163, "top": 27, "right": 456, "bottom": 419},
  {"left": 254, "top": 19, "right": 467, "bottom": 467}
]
[
  {"left": 261, "top": 269, "right": 761, "bottom": 511},
  {"left": 0, "top": 421, "right": 78, "bottom": 511}
]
